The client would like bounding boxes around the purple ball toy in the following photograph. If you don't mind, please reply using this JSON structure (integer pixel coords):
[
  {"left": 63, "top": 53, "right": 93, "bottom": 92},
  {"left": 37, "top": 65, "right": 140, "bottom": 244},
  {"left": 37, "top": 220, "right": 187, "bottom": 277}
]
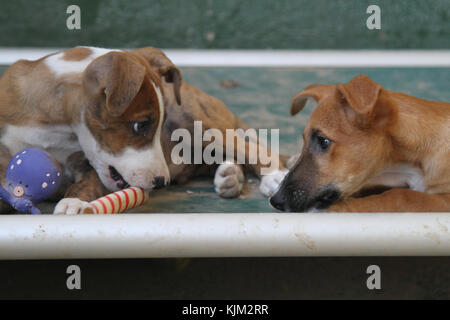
[{"left": 0, "top": 148, "right": 63, "bottom": 214}]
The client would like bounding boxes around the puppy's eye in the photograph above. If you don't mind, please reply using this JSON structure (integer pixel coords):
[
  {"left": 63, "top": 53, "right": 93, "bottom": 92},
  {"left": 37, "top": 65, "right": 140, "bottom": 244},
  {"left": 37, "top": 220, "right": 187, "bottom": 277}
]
[
  {"left": 317, "top": 135, "right": 331, "bottom": 151},
  {"left": 132, "top": 121, "right": 152, "bottom": 137}
]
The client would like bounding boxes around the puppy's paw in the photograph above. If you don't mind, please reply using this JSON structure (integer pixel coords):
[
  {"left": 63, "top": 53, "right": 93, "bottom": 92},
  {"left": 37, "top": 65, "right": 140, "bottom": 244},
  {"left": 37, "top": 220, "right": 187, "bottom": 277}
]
[
  {"left": 214, "top": 161, "right": 244, "bottom": 198},
  {"left": 260, "top": 169, "right": 288, "bottom": 197},
  {"left": 53, "top": 198, "right": 92, "bottom": 215}
]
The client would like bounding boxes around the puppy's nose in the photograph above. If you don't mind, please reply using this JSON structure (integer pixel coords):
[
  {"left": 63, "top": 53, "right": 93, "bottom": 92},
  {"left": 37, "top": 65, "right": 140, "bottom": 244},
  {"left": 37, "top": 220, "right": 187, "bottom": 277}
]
[
  {"left": 270, "top": 192, "right": 288, "bottom": 212},
  {"left": 153, "top": 176, "right": 166, "bottom": 190}
]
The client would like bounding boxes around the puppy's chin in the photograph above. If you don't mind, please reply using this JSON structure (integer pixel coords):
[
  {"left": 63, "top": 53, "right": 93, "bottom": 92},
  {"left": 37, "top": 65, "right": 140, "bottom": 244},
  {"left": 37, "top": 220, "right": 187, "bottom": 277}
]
[
  {"left": 305, "top": 187, "right": 341, "bottom": 211},
  {"left": 277, "top": 188, "right": 341, "bottom": 213}
]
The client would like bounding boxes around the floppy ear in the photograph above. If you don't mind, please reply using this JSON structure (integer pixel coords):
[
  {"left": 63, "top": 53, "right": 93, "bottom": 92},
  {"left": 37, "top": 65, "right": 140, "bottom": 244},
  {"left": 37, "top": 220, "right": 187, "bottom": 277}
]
[
  {"left": 133, "top": 47, "right": 183, "bottom": 105},
  {"left": 337, "top": 74, "right": 392, "bottom": 128},
  {"left": 83, "top": 52, "right": 146, "bottom": 117},
  {"left": 290, "top": 84, "right": 335, "bottom": 116}
]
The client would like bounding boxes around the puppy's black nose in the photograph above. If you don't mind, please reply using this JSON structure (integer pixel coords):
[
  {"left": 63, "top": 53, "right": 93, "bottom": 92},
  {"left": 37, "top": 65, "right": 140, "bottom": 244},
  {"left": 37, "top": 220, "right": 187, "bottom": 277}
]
[
  {"left": 153, "top": 176, "right": 166, "bottom": 190},
  {"left": 270, "top": 192, "right": 288, "bottom": 212}
]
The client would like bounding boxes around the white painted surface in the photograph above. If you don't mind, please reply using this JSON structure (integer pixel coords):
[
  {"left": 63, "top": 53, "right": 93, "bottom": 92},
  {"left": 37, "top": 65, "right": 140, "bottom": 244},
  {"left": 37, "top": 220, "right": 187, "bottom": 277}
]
[
  {"left": 1, "top": 48, "right": 450, "bottom": 67},
  {"left": 1, "top": 213, "right": 450, "bottom": 260}
]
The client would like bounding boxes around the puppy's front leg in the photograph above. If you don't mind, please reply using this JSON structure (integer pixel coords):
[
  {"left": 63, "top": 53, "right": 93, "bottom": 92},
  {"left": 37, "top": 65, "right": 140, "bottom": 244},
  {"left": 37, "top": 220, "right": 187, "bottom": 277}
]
[
  {"left": 54, "top": 152, "right": 109, "bottom": 215},
  {"left": 328, "top": 188, "right": 450, "bottom": 213}
]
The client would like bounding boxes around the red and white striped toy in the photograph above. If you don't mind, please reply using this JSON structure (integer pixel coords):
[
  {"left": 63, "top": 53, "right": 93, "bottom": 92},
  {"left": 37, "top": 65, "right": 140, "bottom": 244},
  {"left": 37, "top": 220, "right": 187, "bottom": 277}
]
[{"left": 82, "top": 187, "right": 148, "bottom": 214}]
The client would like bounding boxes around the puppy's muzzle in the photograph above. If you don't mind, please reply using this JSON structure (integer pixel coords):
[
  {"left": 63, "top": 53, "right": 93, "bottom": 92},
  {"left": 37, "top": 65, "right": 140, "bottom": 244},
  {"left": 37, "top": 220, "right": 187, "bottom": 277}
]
[{"left": 271, "top": 185, "right": 341, "bottom": 212}]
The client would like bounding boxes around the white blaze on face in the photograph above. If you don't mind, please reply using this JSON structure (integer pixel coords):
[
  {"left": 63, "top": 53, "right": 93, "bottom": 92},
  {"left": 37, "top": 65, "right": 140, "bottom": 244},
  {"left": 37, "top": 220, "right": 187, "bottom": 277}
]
[{"left": 74, "top": 84, "right": 170, "bottom": 191}]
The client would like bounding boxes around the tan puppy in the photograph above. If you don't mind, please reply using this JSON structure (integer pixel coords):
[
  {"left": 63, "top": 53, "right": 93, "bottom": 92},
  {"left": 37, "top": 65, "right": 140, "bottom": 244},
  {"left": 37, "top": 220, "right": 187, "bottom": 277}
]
[
  {"left": 270, "top": 74, "right": 450, "bottom": 212},
  {"left": 0, "top": 46, "right": 286, "bottom": 214}
]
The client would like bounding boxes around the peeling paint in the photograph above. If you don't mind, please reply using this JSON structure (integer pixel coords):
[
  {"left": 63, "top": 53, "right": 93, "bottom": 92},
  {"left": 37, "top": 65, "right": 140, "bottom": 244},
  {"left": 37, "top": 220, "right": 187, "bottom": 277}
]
[
  {"left": 294, "top": 232, "right": 316, "bottom": 250},
  {"left": 32, "top": 225, "right": 47, "bottom": 241},
  {"left": 425, "top": 232, "right": 441, "bottom": 245},
  {"left": 436, "top": 218, "right": 449, "bottom": 233}
]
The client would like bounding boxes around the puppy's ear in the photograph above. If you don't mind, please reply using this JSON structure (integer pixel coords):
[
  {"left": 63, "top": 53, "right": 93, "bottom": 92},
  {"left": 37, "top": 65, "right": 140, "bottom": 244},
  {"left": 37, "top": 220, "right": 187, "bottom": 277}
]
[
  {"left": 83, "top": 52, "right": 146, "bottom": 117},
  {"left": 290, "top": 84, "right": 335, "bottom": 115},
  {"left": 337, "top": 74, "right": 393, "bottom": 128},
  {"left": 133, "top": 47, "right": 183, "bottom": 105}
]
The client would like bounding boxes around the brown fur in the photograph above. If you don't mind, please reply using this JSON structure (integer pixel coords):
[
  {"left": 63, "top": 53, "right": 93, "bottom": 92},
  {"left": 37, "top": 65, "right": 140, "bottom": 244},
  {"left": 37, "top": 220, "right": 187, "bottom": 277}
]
[
  {"left": 84, "top": 68, "right": 161, "bottom": 155},
  {"left": 272, "top": 74, "right": 450, "bottom": 212},
  {"left": 63, "top": 47, "right": 93, "bottom": 61},
  {"left": 159, "top": 79, "right": 286, "bottom": 182}
]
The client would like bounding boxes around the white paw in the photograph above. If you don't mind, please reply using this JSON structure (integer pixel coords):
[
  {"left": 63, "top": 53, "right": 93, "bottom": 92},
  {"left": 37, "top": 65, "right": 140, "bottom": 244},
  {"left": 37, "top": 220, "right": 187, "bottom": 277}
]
[
  {"left": 214, "top": 161, "right": 244, "bottom": 198},
  {"left": 53, "top": 198, "right": 92, "bottom": 215},
  {"left": 259, "top": 169, "right": 288, "bottom": 197}
]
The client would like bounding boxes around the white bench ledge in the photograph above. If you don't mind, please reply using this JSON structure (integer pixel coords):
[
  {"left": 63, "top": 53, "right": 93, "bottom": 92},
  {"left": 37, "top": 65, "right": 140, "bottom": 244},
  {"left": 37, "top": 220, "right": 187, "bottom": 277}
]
[
  {"left": 0, "top": 48, "right": 450, "bottom": 67},
  {"left": 0, "top": 213, "right": 449, "bottom": 260}
]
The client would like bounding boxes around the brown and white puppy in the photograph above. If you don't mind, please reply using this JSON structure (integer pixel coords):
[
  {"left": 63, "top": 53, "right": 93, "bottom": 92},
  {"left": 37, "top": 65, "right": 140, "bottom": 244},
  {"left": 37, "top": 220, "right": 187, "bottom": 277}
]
[
  {"left": 270, "top": 74, "right": 450, "bottom": 212},
  {"left": 0, "top": 46, "right": 286, "bottom": 214}
]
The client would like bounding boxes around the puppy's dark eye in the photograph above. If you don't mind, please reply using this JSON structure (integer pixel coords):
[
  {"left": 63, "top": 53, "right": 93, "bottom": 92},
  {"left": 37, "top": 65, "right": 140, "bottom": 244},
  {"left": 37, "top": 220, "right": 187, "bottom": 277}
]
[
  {"left": 132, "top": 121, "right": 152, "bottom": 137},
  {"left": 317, "top": 135, "right": 331, "bottom": 151},
  {"left": 311, "top": 130, "right": 332, "bottom": 153}
]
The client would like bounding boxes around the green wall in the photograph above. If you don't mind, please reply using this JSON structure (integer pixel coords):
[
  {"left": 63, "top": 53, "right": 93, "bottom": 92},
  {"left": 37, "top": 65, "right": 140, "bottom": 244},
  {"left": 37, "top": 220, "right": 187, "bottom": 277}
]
[{"left": 0, "top": 0, "right": 448, "bottom": 49}]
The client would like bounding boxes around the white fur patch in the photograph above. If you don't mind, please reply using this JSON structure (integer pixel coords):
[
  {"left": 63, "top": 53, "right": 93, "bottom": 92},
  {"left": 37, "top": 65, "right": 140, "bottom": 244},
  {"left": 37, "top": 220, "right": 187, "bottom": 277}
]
[
  {"left": 260, "top": 169, "right": 288, "bottom": 197},
  {"left": 74, "top": 84, "right": 170, "bottom": 191},
  {"left": 214, "top": 161, "right": 244, "bottom": 198},
  {"left": 364, "top": 163, "right": 425, "bottom": 192},
  {"left": 44, "top": 47, "right": 117, "bottom": 77},
  {"left": 0, "top": 124, "right": 81, "bottom": 164},
  {"left": 53, "top": 198, "right": 91, "bottom": 215}
]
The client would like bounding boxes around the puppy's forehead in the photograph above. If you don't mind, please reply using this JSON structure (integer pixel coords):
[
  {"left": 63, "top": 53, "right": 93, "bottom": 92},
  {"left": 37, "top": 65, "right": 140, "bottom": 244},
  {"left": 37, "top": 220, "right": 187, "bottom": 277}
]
[{"left": 307, "top": 96, "right": 347, "bottom": 136}]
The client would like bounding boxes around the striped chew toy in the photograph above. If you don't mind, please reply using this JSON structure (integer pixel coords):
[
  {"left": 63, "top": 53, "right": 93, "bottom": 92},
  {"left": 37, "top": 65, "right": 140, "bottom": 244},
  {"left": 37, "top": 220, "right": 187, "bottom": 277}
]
[{"left": 82, "top": 187, "right": 148, "bottom": 214}]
